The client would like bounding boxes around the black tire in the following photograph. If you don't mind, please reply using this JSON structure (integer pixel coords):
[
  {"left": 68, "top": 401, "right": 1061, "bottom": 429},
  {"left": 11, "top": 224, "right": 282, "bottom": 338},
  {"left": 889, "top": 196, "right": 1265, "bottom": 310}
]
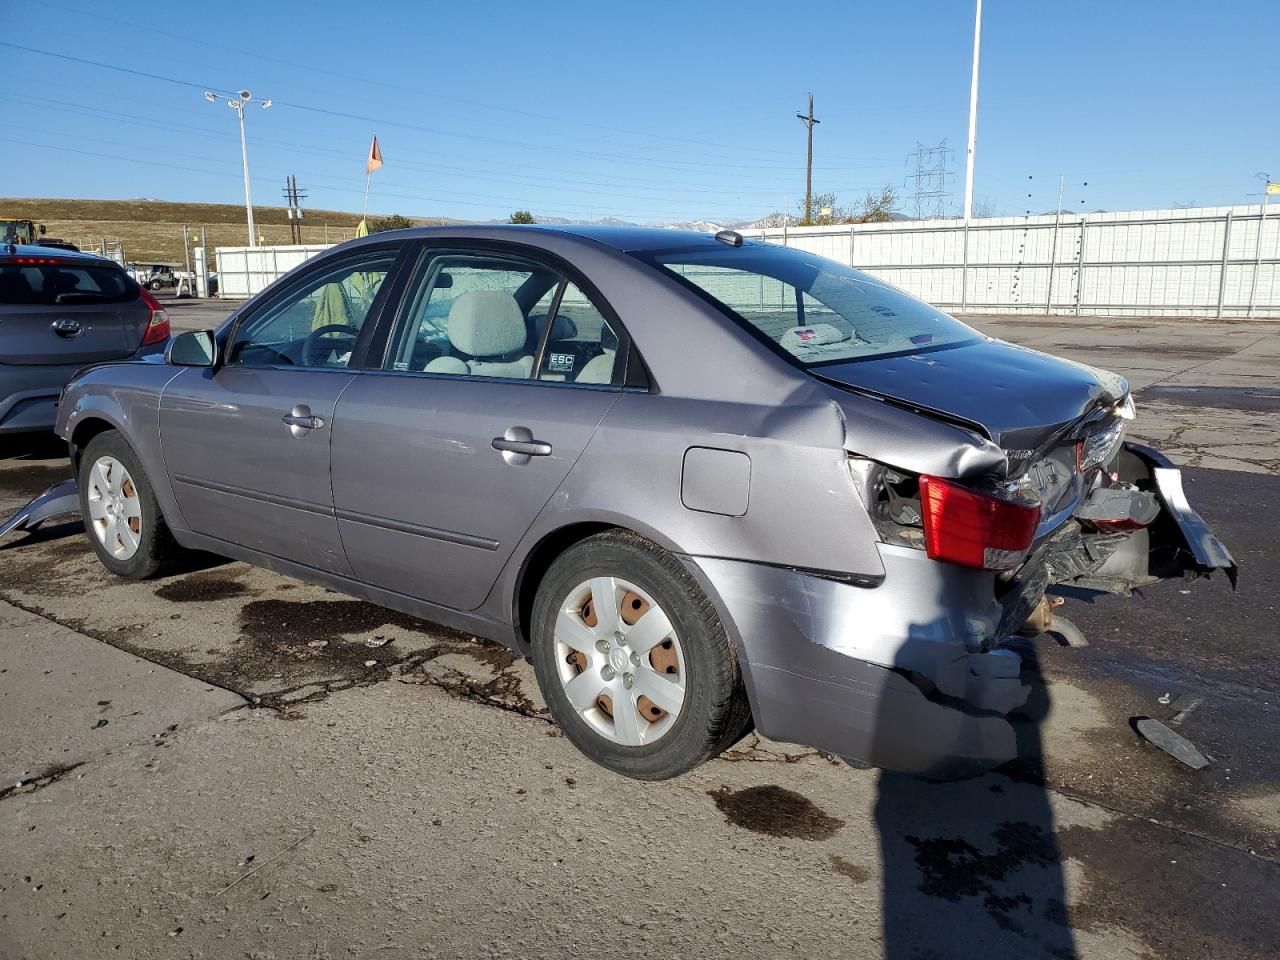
[
  {"left": 148, "top": 279, "right": 163, "bottom": 291},
  {"left": 531, "top": 530, "right": 752, "bottom": 780},
  {"left": 78, "top": 431, "right": 182, "bottom": 579}
]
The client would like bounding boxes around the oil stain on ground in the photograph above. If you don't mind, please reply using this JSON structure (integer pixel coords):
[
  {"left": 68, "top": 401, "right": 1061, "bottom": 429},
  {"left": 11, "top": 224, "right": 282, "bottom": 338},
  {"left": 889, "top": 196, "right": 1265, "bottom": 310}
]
[
  {"left": 154, "top": 570, "right": 253, "bottom": 603},
  {"left": 708, "top": 784, "right": 845, "bottom": 840},
  {"left": 829, "top": 855, "right": 871, "bottom": 883}
]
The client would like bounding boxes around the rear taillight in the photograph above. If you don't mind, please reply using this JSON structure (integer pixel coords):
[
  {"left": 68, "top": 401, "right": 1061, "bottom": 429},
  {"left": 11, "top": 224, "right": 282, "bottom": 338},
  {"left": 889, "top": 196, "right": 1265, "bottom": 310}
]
[
  {"left": 919, "top": 475, "right": 1041, "bottom": 571},
  {"left": 138, "top": 288, "right": 170, "bottom": 346}
]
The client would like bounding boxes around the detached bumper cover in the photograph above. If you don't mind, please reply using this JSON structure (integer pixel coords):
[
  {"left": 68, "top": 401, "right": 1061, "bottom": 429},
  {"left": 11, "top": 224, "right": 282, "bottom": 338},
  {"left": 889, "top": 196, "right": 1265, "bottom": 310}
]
[
  {"left": 684, "top": 546, "right": 1029, "bottom": 779},
  {"left": 0, "top": 479, "right": 80, "bottom": 539},
  {"left": 1124, "top": 441, "right": 1238, "bottom": 586}
]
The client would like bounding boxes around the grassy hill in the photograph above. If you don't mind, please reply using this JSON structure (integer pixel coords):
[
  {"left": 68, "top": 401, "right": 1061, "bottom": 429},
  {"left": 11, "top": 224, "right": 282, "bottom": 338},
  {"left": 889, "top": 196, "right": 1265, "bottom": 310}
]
[{"left": 0, "top": 198, "right": 453, "bottom": 265}]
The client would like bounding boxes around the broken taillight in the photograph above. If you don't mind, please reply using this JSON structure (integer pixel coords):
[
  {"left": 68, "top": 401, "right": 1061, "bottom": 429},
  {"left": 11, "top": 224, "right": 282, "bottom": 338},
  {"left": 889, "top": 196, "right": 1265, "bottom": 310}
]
[
  {"left": 138, "top": 288, "right": 171, "bottom": 346},
  {"left": 919, "top": 475, "right": 1041, "bottom": 571}
]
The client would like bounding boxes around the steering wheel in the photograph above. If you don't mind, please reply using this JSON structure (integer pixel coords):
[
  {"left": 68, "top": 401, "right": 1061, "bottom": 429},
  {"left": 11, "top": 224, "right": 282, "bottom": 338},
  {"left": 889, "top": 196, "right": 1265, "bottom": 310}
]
[{"left": 302, "top": 324, "right": 360, "bottom": 367}]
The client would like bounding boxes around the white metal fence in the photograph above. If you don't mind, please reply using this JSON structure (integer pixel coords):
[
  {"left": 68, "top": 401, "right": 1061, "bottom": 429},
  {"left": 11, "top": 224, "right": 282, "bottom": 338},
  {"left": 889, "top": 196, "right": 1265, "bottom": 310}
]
[
  {"left": 739, "top": 203, "right": 1280, "bottom": 319},
  {"left": 213, "top": 204, "right": 1280, "bottom": 318},
  {"left": 213, "top": 244, "right": 333, "bottom": 299}
]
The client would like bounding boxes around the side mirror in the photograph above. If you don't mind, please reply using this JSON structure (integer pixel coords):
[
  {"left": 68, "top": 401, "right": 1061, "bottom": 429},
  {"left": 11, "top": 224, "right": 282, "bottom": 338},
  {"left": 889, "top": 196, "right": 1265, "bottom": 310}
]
[
  {"left": 38, "top": 223, "right": 46, "bottom": 235},
  {"left": 166, "top": 329, "right": 218, "bottom": 367}
]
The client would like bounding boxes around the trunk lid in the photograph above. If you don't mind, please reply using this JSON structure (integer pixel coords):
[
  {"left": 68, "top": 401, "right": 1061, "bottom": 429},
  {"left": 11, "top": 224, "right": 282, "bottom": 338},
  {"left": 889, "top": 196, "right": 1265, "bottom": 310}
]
[
  {"left": 813, "top": 336, "right": 1128, "bottom": 455},
  {"left": 0, "top": 256, "right": 149, "bottom": 365}
]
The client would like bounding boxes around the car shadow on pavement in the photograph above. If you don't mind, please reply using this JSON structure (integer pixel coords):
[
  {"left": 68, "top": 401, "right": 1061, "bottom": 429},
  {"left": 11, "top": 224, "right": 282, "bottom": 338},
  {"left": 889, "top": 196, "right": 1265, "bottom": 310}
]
[{"left": 875, "top": 640, "right": 1078, "bottom": 960}]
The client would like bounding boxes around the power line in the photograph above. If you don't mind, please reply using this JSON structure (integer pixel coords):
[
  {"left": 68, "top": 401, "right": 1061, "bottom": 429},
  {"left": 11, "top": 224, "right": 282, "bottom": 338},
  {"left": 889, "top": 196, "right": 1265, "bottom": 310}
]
[{"left": 905, "top": 141, "right": 953, "bottom": 218}]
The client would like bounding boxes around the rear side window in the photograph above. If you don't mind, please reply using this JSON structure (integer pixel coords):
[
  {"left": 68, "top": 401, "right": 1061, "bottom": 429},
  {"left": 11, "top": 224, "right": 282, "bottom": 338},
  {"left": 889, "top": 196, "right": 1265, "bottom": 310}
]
[
  {"left": 0, "top": 262, "right": 137, "bottom": 305},
  {"left": 638, "top": 245, "right": 979, "bottom": 366}
]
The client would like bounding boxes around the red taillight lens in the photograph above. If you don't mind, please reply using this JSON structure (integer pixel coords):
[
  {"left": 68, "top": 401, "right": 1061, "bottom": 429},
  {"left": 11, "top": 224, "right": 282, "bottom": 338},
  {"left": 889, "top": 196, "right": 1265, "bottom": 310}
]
[
  {"left": 138, "top": 288, "right": 171, "bottom": 346},
  {"left": 919, "top": 475, "right": 1041, "bottom": 571}
]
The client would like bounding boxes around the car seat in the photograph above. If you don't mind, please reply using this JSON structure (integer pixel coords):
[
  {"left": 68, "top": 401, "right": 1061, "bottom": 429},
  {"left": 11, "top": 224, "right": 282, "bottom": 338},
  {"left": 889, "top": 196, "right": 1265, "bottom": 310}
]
[{"left": 425, "top": 290, "right": 533, "bottom": 378}]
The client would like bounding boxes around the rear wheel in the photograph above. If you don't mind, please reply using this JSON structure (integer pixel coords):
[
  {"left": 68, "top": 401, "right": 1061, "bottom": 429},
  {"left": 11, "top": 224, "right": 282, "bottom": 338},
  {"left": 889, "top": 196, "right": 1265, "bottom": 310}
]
[
  {"left": 531, "top": 530, "right": 751, "bottom": 780},
  {"left": 78, "top": 431, "right": 181, "bottom": 579}
]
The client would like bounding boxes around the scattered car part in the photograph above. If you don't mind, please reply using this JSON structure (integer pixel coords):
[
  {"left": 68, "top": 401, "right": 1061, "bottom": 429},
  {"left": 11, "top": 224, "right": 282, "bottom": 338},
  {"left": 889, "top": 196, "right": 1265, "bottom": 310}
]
[
  {"left": 1168, "top": 694, "right": 1205, "bottom": 725},
  {"left": 0, "top": 478, "right": 79, "bottom": 539},
  {"left": 1134, "top": 717, "right": 1210, "bottom": 770}
]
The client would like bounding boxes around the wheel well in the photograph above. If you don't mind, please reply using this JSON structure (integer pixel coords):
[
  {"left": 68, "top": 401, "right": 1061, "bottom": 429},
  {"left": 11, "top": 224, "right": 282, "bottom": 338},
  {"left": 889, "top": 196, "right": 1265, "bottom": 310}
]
[
  {"left": 512, "top": 522, "right": 619, "bottom": 654},
  {"left": 68, "top": 418, "right": 117, "bottom": 473}
]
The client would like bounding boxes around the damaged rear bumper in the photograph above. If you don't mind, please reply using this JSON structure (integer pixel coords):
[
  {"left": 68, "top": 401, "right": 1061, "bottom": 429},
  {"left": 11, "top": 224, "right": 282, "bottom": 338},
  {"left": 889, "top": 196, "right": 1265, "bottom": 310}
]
[{"left": 684, "top": 545, "right": 1029, "bottom": 779}]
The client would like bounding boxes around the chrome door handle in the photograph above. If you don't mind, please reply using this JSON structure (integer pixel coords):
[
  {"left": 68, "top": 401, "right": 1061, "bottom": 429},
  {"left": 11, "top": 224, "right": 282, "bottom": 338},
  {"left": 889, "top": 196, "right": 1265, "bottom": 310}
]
[
  {"left": 282, "top": 414, "right": 325, "bottom": 429},
  {"left": 492, "top": 426, "right": 551, "bottom": 463},
  {"left": 491, "top": 437, "right": 551, "bottom": 456}
]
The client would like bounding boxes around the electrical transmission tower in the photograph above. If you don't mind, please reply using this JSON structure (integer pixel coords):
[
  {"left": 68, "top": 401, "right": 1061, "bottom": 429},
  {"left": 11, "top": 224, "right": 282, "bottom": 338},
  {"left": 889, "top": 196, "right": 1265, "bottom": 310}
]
[
  {"left": 905, "top": 141, "right": 953, "bottom": 219},
  {"left": 282, "top": 175, "right": 308, "bottom": 244}
]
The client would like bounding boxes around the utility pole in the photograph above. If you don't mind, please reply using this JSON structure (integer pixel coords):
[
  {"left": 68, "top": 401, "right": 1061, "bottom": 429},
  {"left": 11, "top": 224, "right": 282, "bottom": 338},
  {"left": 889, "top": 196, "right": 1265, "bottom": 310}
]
[
  {"left": 796, "top": 94, "right": 820, "bottom": 224},
  {"left": 963, "top": 0, "right": 983, "bottom": 221},
  {"left": 282, "top": 175, "right": 307, "bottom": 244}
]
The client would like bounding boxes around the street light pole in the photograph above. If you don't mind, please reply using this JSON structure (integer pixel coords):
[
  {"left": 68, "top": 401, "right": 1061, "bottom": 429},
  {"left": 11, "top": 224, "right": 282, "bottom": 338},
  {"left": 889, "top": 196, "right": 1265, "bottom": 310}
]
[
  {"left": 234, "top": 99, "right": 256, "bottom": 247},
  {"left": 963, "top": 0, "right": 983, "bottom": 222},
  {"left": 205, "top": 88, "right": 271, "bottom": 248}
]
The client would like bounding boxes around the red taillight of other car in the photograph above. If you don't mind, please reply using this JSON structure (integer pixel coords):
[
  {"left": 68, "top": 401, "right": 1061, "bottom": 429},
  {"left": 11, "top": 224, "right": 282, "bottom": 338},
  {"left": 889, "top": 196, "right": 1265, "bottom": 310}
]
[
  {"left": 138, "top": 288, "right": 171, "bottom": 346},
  {"left": 919, "top": 475, "right": 1041, "bottom": 571}
]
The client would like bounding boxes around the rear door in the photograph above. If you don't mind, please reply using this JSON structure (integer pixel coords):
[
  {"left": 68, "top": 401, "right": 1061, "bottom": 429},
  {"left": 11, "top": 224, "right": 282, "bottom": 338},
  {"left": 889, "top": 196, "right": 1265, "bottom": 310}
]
[
  {"left": 0, "top": 257, "right": 149, "bottom": 364},
  {"left": 330, "top": 243, "right": 628, "bottom": 610}
]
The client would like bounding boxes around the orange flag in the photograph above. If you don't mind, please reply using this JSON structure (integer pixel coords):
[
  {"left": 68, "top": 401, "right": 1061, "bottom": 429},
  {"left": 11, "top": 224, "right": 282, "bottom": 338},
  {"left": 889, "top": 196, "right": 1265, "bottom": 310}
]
[{"left": 365, "top": 135, "right": 383, "bottom": 174}]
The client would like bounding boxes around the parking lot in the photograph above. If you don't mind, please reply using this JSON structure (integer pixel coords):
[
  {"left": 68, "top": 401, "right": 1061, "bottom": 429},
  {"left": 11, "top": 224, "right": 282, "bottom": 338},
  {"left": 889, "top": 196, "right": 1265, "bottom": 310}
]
[{"left": 1, "top": 308, "right": 1278, "bottom": 959}]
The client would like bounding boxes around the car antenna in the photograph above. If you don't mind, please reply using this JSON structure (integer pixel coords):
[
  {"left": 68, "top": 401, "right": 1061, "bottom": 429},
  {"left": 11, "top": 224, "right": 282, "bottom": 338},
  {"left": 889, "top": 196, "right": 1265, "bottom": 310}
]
[{"left": 714, "top": 229, "right": 743, "bottom": 247}]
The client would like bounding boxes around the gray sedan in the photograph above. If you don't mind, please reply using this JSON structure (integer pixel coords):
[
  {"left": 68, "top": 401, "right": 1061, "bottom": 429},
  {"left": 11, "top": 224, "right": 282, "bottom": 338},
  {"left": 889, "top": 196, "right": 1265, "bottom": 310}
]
[{"left": 49, "top": 225, "right": 1234, "bottom": 779}]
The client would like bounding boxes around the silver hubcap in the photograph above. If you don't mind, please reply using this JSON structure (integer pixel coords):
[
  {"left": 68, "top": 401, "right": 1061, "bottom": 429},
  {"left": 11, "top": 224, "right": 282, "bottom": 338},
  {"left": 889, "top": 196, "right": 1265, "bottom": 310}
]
[
  {"left": 553, "top": 576, "right": 686, "bottom": 746},
  {"left": 86, "top": 455, "right": 142, "bottom": 560}
]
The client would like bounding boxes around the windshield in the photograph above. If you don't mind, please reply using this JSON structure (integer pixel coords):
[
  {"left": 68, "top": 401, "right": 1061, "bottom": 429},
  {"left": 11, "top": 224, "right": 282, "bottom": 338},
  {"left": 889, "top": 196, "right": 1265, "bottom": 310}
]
[
  {"left": 0, "top": 261, "right": 137, "bottom": 305},
  {"left": 0, "top": 221, "right": 35, "bottom": 245},
  {"left": 639, "top": 243, "right": 979, "bottom": 366}
]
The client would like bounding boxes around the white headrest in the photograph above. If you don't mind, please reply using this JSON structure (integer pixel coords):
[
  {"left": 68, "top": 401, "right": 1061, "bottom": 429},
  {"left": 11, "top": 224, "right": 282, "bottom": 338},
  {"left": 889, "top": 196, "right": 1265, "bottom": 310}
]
[{"left": 447, "top": 290, "right": 526, "bottom": 358}]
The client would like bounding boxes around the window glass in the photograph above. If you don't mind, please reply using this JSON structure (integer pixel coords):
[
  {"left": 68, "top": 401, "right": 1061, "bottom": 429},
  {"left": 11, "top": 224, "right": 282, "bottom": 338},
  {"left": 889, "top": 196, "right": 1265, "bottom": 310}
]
[
  {"left": 640, "top": 245, "right": 978, "bottom": 366},
  {"left": 386, "top": 252, "right": 622, "bottom": 386},
  {"left": 537, "top": 282, "right": 619, "bottom": 385},
  {"left": 0, "top": 262, "right": 136, "bottom": 305},
  {"left": 228, "top": 252, "right": 394, "bottom": 368}
]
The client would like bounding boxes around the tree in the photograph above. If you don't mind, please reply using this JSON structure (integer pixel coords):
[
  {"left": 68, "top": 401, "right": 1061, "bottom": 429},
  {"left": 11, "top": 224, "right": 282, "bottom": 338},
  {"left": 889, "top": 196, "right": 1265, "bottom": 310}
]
[
  {"left": 852, "top": 184, "right": 899, "bottom": 223},
  {"left": 795, "top": 192, "right": 841, "bottom": 226},
  {"left": 368, "top": 214, "right": 414, "bottom": 232},
  {"left": 509, "top": 210, "right": 536, "bottom": 224}
]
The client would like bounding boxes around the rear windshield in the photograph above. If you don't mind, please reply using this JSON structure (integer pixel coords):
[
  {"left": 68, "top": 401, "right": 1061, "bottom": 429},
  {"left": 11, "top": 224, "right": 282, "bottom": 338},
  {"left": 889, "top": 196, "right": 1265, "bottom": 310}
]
[
  {"left": 0, "top": 261, "right": 137, "bottom": 306},
  {"left": 637, "top": 243, "right": 979, "bottom": 366}
]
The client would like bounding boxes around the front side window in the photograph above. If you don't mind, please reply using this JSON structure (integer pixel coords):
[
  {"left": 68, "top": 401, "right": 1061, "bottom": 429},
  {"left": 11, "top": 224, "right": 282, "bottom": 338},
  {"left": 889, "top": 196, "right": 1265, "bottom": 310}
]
[
  {"left": 228, "top": 252, "right": 395, "bottom": 369},
  {"left": 385, "top": 252, "right": 622, "bottom": 385},
  {"left": 638, "top": 244, "right": 978, "bottom": 366}
]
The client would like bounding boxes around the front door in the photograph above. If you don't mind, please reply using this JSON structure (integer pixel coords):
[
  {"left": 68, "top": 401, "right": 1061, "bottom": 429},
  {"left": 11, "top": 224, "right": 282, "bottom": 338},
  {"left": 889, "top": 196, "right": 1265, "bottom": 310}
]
[
  {"left": 159, "top": 247, "right": 400, "bottom": 573},
  {"left": 331, "top": 247, "right": 627, "bottom": 610}
]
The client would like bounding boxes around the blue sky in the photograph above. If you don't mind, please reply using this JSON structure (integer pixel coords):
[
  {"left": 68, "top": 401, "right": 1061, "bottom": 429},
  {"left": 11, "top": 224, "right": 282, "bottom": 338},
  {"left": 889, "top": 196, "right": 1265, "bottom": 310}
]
[{"left": 2, "top": 0, "right": 1276, "bottom": 222}]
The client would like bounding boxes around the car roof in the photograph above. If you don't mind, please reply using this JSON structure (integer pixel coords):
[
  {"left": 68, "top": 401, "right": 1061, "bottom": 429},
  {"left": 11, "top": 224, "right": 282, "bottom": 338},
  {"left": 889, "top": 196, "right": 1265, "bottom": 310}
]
[
  {"left": 379, "top": 224, "right": 740, "bottom": 255},
  {"left": 0, "top": 243, "right": 118, "bottom": 265}
]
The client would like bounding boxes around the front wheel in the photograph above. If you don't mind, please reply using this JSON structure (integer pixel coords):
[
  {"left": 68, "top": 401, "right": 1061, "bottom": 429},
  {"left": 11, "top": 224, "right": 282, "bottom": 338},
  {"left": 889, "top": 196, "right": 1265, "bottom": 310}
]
[
  {"left": 78, "top": 431, "right": 181, "bottom": 579},
  {"left": 531, "top": 530, "right": 752, "bottom": 780},
  {"left": 148, "top": 279, "right": 163, "bottom": 291}
]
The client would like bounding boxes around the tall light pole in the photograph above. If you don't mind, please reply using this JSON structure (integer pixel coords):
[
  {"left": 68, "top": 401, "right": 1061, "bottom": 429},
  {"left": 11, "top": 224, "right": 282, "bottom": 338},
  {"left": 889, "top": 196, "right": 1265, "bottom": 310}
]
[
  {"left": 962, "top": 0, "right": 983, "bottom": 221},
  {"left": 204, "top": 88, "right": 272, "bottom": 247}
]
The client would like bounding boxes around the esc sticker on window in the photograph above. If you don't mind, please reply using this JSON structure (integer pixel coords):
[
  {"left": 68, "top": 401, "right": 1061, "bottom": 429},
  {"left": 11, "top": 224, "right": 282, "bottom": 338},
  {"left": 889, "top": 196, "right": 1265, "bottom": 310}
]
[{"left": 547, "top": 352, "right": 575, "bottom": 373}]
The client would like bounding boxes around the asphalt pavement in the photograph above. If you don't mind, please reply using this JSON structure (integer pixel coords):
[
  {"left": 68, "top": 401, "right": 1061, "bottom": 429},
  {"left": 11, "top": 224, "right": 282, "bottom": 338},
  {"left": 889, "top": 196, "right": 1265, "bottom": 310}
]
[{"left": 0, "top": 313, "right": 1277, "bottom": 959}]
